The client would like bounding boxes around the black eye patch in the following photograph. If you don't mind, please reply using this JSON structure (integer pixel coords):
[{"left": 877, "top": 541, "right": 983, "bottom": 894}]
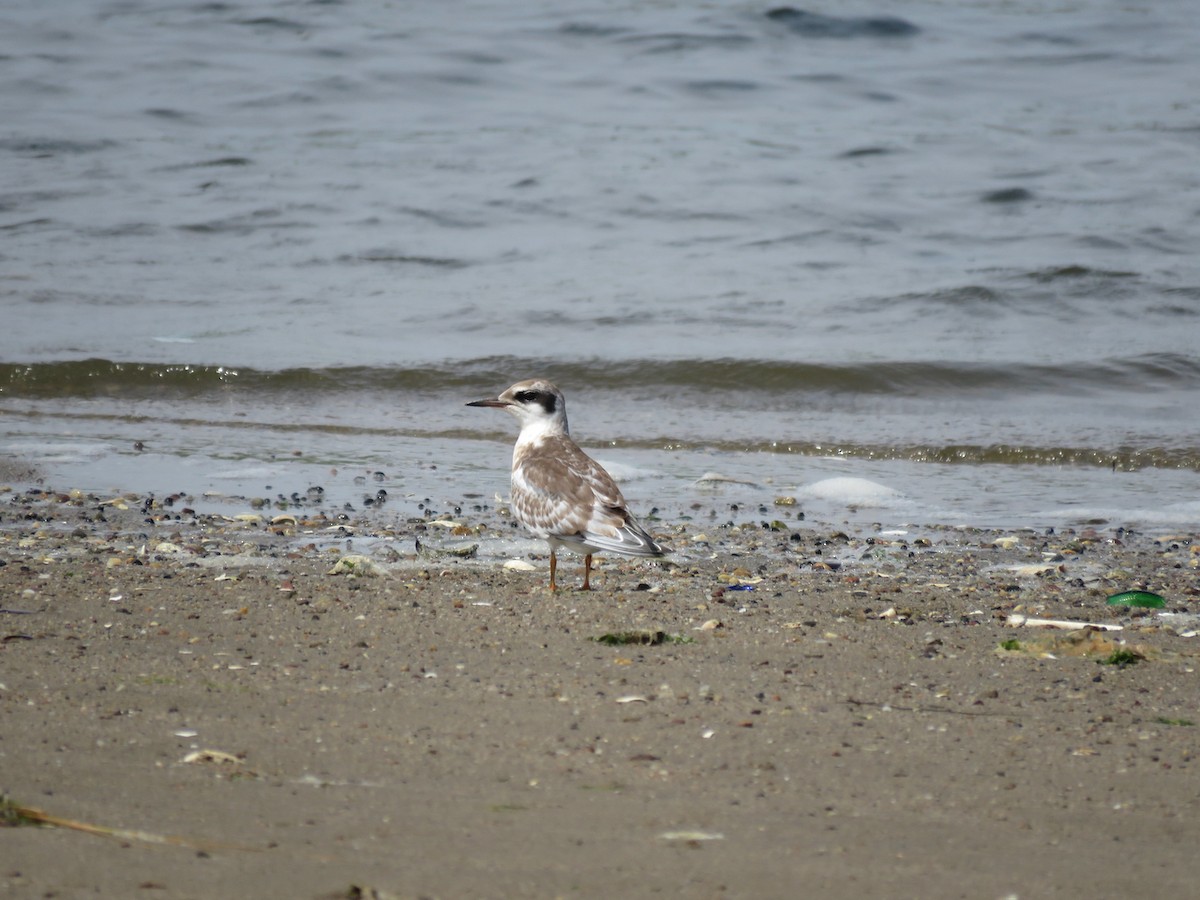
[{"left": 514, "top": 389, "right": 557, "bottom": 413}]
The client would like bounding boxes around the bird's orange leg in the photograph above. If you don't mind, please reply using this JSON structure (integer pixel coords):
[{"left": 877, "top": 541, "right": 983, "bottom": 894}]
[
  {"left": 549, "top": 550, "right": 558, "bottom": 592},
  {"left": 581, "top": 554, "right": 593, "bottom": 591}
]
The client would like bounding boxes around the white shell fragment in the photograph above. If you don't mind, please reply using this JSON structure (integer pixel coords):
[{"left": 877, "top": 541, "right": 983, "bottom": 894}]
[
  {"left": 694, "top": 472, "right": 758, "bottom": 486},
  {"left": 1006, "top": 614, "right": 1122, "bottom": 632},
  {"left": 182, "top": 749, "right": 241, "bottom": 765}
]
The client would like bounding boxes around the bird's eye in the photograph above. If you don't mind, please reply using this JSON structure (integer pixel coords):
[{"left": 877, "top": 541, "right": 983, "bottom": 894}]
[{"left": 514, "top": 390, "right": 538, "bottom": 403}]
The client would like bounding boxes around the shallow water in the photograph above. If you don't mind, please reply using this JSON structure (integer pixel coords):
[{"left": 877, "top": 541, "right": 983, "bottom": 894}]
[{"left": 2, "top": 1, "right": 1198, "bottom": 528}]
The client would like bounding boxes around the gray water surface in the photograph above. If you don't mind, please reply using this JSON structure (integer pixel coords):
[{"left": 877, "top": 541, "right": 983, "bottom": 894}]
[{"left": 2, "top": 0, "right": 1198, "bottom": 528}]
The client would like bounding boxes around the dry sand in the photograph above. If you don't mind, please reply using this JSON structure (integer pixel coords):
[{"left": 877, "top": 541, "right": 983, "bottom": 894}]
[{"left": 2, "top": 487, "right": 1199, "bottom": 899}]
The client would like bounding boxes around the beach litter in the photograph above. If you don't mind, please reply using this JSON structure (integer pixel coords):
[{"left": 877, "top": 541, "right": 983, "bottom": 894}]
[
  {"left": 0, "top": 794, "right": 257, "bottom": 852},
  {"left": 1106, "top": 590, "right": 1166, "bottom": 608},
  {"left": 1005, "top": 614, "right": 1122, "bottom": 631}
]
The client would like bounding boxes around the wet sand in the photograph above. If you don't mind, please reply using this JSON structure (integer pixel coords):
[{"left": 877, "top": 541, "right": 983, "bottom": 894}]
[{"left": 2, "top": 487, "right": 1198, "bottom": 899}]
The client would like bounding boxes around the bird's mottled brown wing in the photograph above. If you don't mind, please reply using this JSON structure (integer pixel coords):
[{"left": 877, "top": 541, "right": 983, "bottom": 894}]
[
  {"left": 512, "top": 435, "right": 662, "bottom": 557},
  {"left": 511, "top": 440, "right": 597, "bottom": 540}
]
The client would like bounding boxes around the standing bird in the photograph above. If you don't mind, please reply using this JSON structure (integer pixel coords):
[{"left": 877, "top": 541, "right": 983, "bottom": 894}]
[{"left": 467, "top": 379, "right": 665, "bottom": 591}]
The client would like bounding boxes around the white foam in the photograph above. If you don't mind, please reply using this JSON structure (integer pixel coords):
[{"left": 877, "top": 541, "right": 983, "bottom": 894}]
[{"left": 798, "top": 477, "right": 903, "bottom": 509}]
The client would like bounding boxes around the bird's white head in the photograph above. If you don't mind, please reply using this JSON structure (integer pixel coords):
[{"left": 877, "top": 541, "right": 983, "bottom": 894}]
[{"left": 467, "top": 379, "right": 570, "bottom": 439}]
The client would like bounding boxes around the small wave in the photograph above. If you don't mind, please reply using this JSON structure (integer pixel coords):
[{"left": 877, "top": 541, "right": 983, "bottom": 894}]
[
  {"left": 617, "top": 32, "right": 754, "bottom": 54},
  {"left": 1022, "top": 265, "right": 1138, "bottom": 283},
  {"left": 764, "top": 8, "right": 919, "bottom": 39},
  {"left": 234, "top": 17, "right": 309, "bottom": 34},
  {"left": 0, "top": 360, "right": 245, "bottom": 397},
  {"left": 0, "top": 137, "right": 118, "bottom": 156},
  {"left": 3, "top": 354, "right": 1200, "bottom": 400}
]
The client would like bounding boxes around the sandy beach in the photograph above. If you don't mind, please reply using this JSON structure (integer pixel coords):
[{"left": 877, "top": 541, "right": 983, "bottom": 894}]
[{"left": 2, "top": 485, "right": 1199, "bottom": 899}]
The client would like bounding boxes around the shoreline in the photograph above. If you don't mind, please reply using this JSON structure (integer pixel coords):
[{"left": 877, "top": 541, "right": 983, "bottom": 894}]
[
  {"left": 6, "top": 400, "right": 1200, "bottom": 536},
  {"left": 2, "top": 484, "right": 1199, "bottom": 898}
]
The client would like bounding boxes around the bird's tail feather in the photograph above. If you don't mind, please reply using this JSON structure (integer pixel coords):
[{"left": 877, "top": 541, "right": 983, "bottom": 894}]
[{"left": 565, "top": 527, "right": 665, "bottom": 558}]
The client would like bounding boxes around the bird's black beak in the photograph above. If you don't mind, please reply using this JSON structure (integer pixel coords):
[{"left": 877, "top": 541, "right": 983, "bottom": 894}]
[{"left": 466, "top": 397, "right": 509, "bottom": 408}]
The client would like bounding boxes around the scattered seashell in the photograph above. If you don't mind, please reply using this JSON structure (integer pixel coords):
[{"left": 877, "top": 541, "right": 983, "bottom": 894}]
[
  {"left": 182, "top": 749, "right": 241, "bottom": 766},
  {"left": 328, "top": 555, "right": 386, "bottom": 576},
  {"left": 992, "top": 536, "right": 1020, "bottom": 550},
  {"left": 696, "top": 619, "right": 723, "bottom": 631},
  {"left": 616, "top": 695, "right": 649, "bottom": 704},
  {"left": 503, "top": 559, "right": 537, "bottom": 571}
]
